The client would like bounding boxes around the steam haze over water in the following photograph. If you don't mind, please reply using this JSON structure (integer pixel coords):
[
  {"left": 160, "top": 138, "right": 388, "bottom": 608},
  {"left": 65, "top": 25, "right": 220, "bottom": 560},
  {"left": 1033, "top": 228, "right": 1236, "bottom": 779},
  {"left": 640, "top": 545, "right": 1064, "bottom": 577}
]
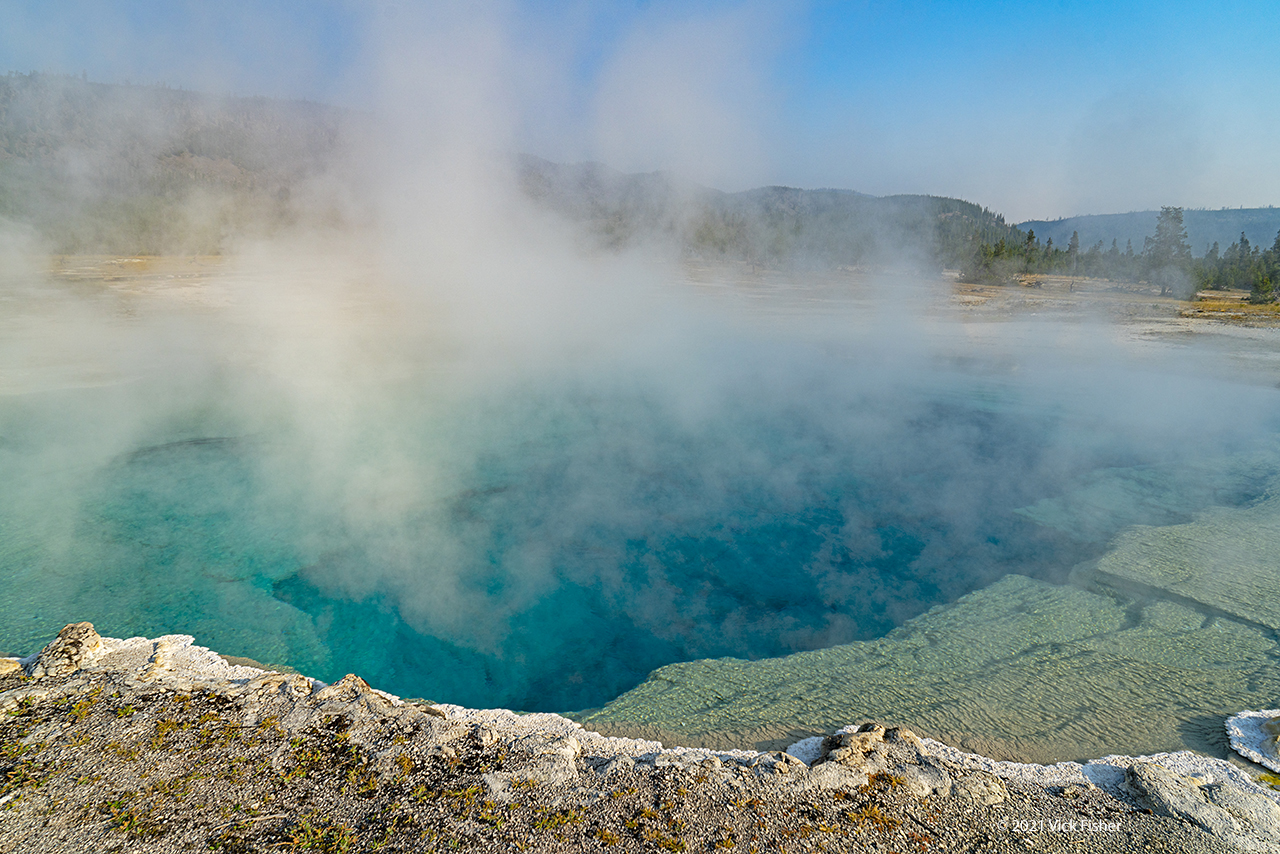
[
  {"left": 3, "top": 2, "right": 1280, "bottom": 760},
  {"left": 4, "top": 249, "right": 1279, "bottom": 723}
]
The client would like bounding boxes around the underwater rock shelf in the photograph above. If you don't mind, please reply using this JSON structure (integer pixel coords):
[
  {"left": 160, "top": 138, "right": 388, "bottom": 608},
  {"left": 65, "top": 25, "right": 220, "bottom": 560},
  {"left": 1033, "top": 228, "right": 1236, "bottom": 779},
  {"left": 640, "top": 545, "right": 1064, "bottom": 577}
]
[
  {"left": 580, "top": 459, "right": 1280, "bottom": 766},
  {"left": 580, "top": 573, "right": 1280, "bottom": 764},
  {"left": 1091, "top": 495, "right": 1280, "bottom": 631},
  {"left": 3, "top": 622, "right": 1280, "bottom": 853}
]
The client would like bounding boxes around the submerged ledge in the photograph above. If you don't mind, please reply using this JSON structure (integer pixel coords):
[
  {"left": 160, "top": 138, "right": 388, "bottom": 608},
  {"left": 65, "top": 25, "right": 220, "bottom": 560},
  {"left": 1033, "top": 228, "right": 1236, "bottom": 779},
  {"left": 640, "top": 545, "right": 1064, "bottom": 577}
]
[
  {"left": 3, "top": 623, "right": 1280, "bottom": 852},
  {"left": 581, "top": 468, "right": 1280, "bottom": 765},
  {"left": 579, "top": 572, "right": 1280, "bottom": 764}
]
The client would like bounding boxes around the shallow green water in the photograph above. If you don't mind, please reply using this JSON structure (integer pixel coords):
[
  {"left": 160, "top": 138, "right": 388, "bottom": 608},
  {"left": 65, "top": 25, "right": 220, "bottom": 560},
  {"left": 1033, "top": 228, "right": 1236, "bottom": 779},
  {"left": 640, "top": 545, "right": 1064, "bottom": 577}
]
[{"left": 3, "top": 354, "right": 1277, "bottom": 725}]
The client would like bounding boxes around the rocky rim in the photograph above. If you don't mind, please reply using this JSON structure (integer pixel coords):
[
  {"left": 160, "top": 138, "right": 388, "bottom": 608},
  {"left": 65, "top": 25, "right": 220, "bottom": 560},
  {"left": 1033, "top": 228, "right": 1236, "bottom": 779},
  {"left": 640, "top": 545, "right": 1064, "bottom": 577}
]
[{"left": 1, "top": 623, "right": 1278, "bottom": 853}]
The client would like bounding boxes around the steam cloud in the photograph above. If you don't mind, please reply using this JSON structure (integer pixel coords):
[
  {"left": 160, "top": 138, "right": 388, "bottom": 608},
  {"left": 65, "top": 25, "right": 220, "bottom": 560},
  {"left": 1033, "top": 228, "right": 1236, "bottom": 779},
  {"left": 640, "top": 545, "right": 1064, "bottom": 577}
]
[{"left": 1, "top": 4, "right": 1278, "bottom": 713}]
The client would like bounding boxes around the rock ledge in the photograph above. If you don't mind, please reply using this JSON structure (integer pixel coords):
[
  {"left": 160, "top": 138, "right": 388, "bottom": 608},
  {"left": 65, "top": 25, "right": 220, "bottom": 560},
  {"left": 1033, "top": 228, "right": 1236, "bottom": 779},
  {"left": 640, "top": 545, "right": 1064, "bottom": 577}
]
[{"left": 2, "top": 622, "right": 1278, "bottom": 853}]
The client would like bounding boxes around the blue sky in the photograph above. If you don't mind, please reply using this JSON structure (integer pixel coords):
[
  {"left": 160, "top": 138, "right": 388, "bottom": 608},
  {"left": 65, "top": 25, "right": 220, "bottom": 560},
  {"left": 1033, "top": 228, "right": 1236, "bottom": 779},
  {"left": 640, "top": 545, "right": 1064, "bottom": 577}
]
[{"left": 3, "top": 0, "right": 1278, "bottom": 221}]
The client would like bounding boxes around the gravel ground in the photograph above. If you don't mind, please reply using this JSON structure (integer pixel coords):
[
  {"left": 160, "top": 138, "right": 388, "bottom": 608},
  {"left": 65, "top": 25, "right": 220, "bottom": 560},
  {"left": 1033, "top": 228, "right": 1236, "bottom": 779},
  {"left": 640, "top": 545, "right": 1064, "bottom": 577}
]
[{"left": 0, "top": 665, "right": 1248, "bottom": 854}]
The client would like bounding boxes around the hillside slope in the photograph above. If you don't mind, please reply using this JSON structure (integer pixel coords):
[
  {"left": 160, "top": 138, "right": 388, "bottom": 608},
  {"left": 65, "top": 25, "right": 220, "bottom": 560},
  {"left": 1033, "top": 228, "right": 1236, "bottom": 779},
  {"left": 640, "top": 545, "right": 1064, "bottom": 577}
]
[
  {"left": 1, "top": 73, "right": 1023, "bottom": 265},
  {"left": 1020, "top": 209, "right": 1280, "bottom": 255},
  {"left": 519, "top": 154, "right": 1022, "bottom": 270},
  {"left": 0, "top": 72, "right": 348, "bottom": 253}
]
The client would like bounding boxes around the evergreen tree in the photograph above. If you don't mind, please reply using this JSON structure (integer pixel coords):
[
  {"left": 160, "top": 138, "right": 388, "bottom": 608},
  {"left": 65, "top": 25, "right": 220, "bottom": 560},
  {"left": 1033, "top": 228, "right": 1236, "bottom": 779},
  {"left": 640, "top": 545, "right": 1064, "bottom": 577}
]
[
  {"left": 1143, "top": 206, "right": 1192, "bottom": 296},
  {"left": 1198, "top": 241, "right": 1222, "bottom": 289},
  {"left": 1251, "top": 229, "right": 1280, "bottom": 303}
]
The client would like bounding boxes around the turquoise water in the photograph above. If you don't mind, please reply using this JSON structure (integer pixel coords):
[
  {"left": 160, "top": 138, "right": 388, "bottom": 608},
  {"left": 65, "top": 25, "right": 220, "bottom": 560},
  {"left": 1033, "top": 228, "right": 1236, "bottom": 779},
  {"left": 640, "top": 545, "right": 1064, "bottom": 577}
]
[{"left": 3, "top": 345, "right": 1275, "bottom": 713}]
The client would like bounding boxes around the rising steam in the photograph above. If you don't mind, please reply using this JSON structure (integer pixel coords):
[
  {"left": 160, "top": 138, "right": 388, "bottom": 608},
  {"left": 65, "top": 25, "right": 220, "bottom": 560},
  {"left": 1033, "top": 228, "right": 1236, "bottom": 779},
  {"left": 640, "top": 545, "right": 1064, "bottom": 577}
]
[{"left": 1, "top": 5, "right": 1278, "bottom": 714}]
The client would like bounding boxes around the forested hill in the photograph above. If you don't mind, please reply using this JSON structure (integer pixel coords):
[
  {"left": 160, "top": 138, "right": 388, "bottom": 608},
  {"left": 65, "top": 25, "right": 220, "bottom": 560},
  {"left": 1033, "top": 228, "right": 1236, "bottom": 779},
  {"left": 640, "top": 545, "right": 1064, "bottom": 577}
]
[
  {"left": 0, "top": 72, "right": 1023, "bottom": 265},
  {"left": 518, "top": 155, "right": 1023, "bottom": 270},
  {"left": 0, "top": 72, "right": 348, "bottom": 253},
  {"left": 1019, "top": 208, "right": 1280, "bottom": 256}
]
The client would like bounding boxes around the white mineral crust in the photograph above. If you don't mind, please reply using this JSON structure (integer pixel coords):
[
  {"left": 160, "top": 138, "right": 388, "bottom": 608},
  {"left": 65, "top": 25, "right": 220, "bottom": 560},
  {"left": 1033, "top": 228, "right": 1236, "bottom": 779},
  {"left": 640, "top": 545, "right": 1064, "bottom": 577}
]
[{"left": 1227, "top": 709, "right": 1280, "bottom": 774}]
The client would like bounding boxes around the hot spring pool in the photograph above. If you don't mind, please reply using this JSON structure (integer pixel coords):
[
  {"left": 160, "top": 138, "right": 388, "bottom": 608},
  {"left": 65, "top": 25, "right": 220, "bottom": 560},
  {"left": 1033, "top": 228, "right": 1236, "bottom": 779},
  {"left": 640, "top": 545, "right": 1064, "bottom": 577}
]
[{"left": 4, "top": 262, "right": 1280, "bottom": 762}]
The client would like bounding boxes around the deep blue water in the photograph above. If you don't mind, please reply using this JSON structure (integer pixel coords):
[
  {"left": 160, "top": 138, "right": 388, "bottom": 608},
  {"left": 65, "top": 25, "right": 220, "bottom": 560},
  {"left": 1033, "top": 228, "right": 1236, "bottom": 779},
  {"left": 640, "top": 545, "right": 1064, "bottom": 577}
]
[{"left": 2, "top": 344, "right": 1276, "bottom": 712}]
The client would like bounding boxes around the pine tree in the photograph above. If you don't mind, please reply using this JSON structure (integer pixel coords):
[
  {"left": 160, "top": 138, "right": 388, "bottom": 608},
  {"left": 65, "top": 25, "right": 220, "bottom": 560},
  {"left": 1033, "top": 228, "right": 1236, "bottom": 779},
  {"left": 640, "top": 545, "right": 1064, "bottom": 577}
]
[
  {"left": 1250, "top": 229, "right": 1280, "bottom": 303},
  {"left": 1143, "top": 206, "right": 1192, "bottom": 296}
]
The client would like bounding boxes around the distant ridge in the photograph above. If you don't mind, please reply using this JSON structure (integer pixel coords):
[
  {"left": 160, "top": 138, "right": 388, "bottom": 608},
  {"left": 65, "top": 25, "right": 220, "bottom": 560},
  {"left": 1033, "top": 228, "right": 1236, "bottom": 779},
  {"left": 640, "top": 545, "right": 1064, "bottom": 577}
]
[
  {"left": 0, "top": 71, "right": 349, "bottom": 253},
  {"left": 1019, "top": 209, "right": 1280, "bottom": 255},
  {"left": 1, "top": 72, "right": 1024, "bottom": 265},
  {"left": 518, "top": 154, "right": 1022, "bottom": 270}
]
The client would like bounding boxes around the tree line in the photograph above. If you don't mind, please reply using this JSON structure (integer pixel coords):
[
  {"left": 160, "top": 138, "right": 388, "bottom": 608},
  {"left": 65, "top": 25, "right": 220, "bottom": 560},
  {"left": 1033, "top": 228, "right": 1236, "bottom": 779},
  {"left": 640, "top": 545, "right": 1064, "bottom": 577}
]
[{"left": 962, "top": 206, "right": 1280, "bottom": 302}]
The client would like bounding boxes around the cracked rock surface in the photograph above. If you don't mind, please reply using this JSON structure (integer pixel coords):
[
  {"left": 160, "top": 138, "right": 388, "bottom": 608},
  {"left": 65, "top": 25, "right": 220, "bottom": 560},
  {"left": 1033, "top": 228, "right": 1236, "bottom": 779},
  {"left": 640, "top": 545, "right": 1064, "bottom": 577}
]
[{"left": 0, "top": 623, "right": 1275, "bottom": 852}]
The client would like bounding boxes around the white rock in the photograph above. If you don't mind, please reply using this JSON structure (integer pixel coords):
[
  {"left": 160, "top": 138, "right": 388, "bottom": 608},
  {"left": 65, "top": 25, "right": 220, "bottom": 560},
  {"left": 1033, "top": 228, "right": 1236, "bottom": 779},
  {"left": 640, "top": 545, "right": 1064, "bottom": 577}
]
[
  {"left": 785, "top": 736, "right": 824, "bottom": 766},
  {"left": 954, "top": 772, "right": 1007, "bottom": 805},
  {"left": 791, "top": 762, "right": 867, "bottom": 792},
  {"left": 1226, "top": 708, "right": 1280, "bottom": 773}
]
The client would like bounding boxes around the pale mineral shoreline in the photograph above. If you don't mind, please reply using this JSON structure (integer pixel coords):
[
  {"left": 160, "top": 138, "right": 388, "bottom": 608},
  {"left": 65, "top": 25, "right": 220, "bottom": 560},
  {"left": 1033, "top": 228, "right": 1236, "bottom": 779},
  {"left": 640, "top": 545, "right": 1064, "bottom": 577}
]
[{"left": 4, "top": 623, "right": 1280, "bottom": 852}]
